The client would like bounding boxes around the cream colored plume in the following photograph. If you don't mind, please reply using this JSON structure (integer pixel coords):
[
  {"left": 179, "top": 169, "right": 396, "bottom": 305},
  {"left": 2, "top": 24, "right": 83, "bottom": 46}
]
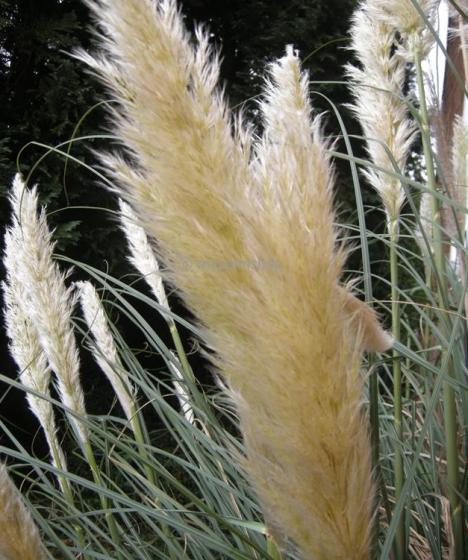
[
  {"left": 77, "top": 280, "right": 135, "bottom": 424},
  {"left": 3, "top": 228, "right": 67, "bottom": 480},
  {"left": 8, "top": 174, "right": 88, "bottom": 446},
  {"left": 370, "top": 0, "right": 438, "bottom": 33},
  {"left": 118, "top": 199, "right": 169, "bottom": 310},
  {"left": 118, "top": 200, "right": 194, "bottom": 423},
  {"left": 369, "top": 0, "right": 439, "bottom": 57},
  {"left": 348, "top": 2, "right": 416, "bottom": 229},
  {"left": 81, "top": 1, "right": 392, "bottom": 557},
  {"left": 0, "top": 463, "right": 47, "bottom": 560}
]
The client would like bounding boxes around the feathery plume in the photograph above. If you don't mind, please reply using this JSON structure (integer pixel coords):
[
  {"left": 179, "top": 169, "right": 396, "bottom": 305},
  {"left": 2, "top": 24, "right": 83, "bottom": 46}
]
[
  {"left": 0, "top": 463, "right": 47, "bottom": 560},
  {"left": 77, "top": 280, "right": 135, "bottom": 424},
  {"left": 3, "top": 230, "right": 68, "bottom": 479},
  {"left": 81, "top": 1, "right": 392, "bottom": 557},
  {"left": 369, "top": 0, "right": 439, "bottom": 58},
  {"left": 241, "top": 47, "right": 375, "bottom": 559},
  {"left": 118, "top": 199, "right": 169, "bottom": 310},
  {"left": 118, "top": 199, "right": 195, "bottom": 423},
  {"left": 8, "top": 174, "right": 88, "bottom": 446},
  {"left": 370, "top": 0, "right": 438, "bottom": 33},
  {"left": 348, "top": 2, "right": 416, "bottom": 228}
]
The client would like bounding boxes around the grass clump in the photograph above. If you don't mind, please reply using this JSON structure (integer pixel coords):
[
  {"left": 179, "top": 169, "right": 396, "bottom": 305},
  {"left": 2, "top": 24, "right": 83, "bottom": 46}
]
[{"left": 1, "top": 1, "right": 466, "bottom": 559}]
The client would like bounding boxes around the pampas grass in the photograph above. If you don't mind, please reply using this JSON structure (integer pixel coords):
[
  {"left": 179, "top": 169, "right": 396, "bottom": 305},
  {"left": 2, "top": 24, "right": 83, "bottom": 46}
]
[
  {"left": 0, "top": 1, "right": 466, "bottom": 559},
  {"left": 370, "top": 0, "right": 439, "bottom": 56},
  {"left": 4, "top": 174, "right": 123, "bottom": 551},
  {"left": 119, "top": 199, "right": 170, "bottom": 312},
  {"left": 119, "top": 199, "right": 195, "bottom": 423},
  {"left": 347, "top": 2, "right": 415, "bottom": 228},
  {"left": 348, "top": 3, "right": 417, "bottom": 555}
]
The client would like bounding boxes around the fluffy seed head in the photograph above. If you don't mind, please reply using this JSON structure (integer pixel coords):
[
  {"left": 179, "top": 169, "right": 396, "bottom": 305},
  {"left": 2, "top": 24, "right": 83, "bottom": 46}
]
[
  {"left": 80, "top": 2, "right": 392, "bottom": 557},
  {"left": 3, "top": 230, "right": 67, "bottom": 477},
  {"left": 8, "top": 174, "right": 88, "bottom": 446},
  {"left": 77, "top": 280, "right": 135, "bottom": 423},
  {"left": 348, "top": 3, "right": 416, "bottom": 227},
  {"left": 118, "top": 199, "right": 169, "bottom": 309},
  {"left": 119, "top": 199, "right": 194, "bottom": 423},
  {"left": 368, "top": 0, "right": 439, "bottom": 57}
]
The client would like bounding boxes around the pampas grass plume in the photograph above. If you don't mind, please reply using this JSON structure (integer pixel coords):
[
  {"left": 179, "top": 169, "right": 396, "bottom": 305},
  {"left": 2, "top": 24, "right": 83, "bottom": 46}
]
[
  {"left": 77, "top": 280, "right": 135, "bottom": 424},
  {"left": 3, "top": 228, "right": 68, "bottom": 478},
  {"left": 118, "top": 199, "right": 169, "bottom": 310},
  {"left": 348, "top": 1, "right": 416, "bottom": 228},
  {"left": 370, "top": 0, "right": 439, "bottom": 55},
  {"left": 8, "top": 174, "right": 88, "bottom": 446},
  {"left": 0, "top": 463, "right": 46, "bottom": 560},
  {"left": 81, "top": 1, "right": 394, "bottom": 557},
  {"left": 118, "top": 199, "right": 195, "bottom": 423}
]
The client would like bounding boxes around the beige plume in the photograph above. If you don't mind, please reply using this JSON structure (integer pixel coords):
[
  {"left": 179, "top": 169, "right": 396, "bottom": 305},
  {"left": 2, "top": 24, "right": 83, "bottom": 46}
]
[{"left": 79, "top": 1, "right": 392, "bottom": 557}]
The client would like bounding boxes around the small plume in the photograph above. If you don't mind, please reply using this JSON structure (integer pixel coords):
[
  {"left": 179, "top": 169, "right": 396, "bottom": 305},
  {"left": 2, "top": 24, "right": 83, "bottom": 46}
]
[
  {"left": 118, "top": 199, "right": 194, "bottom": 423},
  {"left": 118, "top": 199, "right": 169, "bottom": 310},
  {"left": 77, "top": 280, "right": 136, "bottom": 424}
]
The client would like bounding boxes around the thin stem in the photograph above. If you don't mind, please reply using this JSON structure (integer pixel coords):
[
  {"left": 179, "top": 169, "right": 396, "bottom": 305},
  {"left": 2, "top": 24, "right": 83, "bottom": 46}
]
[
  {"left": 129, "top": 407, "right": 156, "bottom": 487},
  {"left": 390, "top": 222, "right": 405, "bottom": 560},
  {"left": 414, "top": 47, "right": 464, "bottom": 560}
]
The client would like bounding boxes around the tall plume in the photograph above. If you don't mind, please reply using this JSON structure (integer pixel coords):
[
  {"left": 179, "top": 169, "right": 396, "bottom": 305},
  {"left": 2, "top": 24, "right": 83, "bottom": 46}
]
[
  {"left": 3, "top": 225, "right": 68, "bottom": 481},
  {"left": 347, "top": 1, "right": 416, "bottom": 230},
  {"left": 6, "top": 175, "right": 88, "bottom": 446},
  {"left": 79, "top": 1, "right": 392, "bottom": 556}
]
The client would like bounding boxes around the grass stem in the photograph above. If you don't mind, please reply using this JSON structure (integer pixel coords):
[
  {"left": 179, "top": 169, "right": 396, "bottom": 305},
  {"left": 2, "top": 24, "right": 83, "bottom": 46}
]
[
  {"left": 390, "top": 222, "right": 405, "bottom": 559},
  {"left": 83, "top": 440, "right": 123, "bottom": 559}
]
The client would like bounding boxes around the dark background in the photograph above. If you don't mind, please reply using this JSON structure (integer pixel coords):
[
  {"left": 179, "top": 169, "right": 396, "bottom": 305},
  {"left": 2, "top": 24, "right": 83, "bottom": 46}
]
[{"left": 1, "top": 0, "right": 390, "bottom": 453}]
